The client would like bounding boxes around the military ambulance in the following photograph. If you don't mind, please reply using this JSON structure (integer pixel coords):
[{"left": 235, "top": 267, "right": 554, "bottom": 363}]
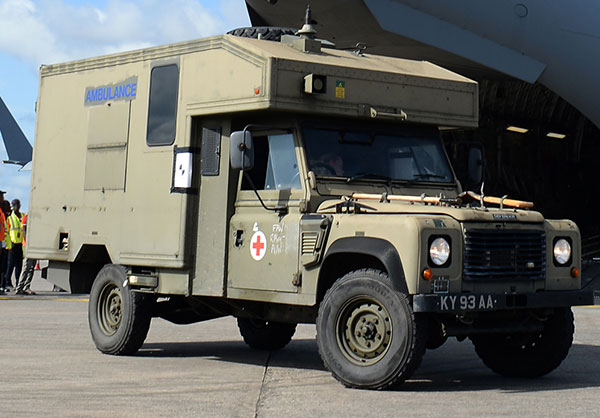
[{"left": 27, "top": 23, "right": 597, "bottom": 389}]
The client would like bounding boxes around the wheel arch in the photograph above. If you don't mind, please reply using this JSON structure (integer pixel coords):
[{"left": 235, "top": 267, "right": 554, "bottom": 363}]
[
  {"left": 316, "top": 237, "right": 407, "bottom": 303},
  {"left": 70, "top": 244, "right": 112, "bottom": 293}
]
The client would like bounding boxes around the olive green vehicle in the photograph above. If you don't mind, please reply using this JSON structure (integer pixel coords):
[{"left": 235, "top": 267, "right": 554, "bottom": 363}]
[{"left": 27, "top": 30, "right": 598, "bottom": 390}]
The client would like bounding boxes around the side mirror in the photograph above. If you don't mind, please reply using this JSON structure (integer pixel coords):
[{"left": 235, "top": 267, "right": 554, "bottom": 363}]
[
  {"left": 230, "top": 131, "right": 254, "bottom": 170},
  {"left": 467, "top": 146, "right": 484, "bottom": 185}
]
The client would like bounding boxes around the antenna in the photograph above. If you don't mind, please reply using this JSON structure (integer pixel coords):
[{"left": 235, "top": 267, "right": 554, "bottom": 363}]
[{"left": 296, "top": 5, "right": 317, "bottom": 40}]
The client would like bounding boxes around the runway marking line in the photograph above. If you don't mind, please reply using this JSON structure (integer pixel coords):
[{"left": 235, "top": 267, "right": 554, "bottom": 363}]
[
  {"left": 56, "top": 298, "right": 89, "bottom": 302},
  {"left": 0, "top": 296, "right": 89, "bottom": 302}
]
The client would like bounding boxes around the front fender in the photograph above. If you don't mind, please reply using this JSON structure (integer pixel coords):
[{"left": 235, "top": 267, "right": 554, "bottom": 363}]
[{"left": 322, "top": 237, "right": 407, "bottom": 293}]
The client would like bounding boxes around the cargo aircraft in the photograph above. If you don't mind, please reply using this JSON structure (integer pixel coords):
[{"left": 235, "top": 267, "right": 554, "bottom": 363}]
[{"left": 242, "top": 0, "right": 600, "bottom": 258}]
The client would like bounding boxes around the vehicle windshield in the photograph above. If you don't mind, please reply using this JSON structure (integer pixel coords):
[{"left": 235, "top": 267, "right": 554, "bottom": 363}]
[{"left": 302, "top": 125, "right": 454, "bottom": 184}]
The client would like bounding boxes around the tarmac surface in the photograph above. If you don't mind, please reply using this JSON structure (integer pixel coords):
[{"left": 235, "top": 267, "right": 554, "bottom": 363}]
[{"left": 1, "top": 275, "right": 600, "bottom": 417}]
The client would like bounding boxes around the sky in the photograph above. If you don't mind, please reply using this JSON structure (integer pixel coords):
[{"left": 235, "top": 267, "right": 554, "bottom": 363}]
[{"left": 0, "top": 0, "right": 250, "bottom": 211}]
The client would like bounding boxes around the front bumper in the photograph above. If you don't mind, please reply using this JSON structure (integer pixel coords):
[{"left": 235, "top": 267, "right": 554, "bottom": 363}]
[{"left": 413, "top": 290, "right": 599, "bottom": 313}]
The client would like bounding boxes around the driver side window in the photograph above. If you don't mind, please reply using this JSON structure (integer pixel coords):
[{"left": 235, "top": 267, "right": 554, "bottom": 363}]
[{"left": 241, "top": 133, "right": 301, "bottom": 190}]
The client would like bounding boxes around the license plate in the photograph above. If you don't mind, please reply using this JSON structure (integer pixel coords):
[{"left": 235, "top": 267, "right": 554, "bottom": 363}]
[{"left": 439, "top": 294, "right": 497, "bottom": 311}]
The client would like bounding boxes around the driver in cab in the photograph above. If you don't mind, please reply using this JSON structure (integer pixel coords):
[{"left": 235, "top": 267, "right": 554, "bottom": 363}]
[{"left": 318, "top": 153, "right": 344, "bottom": 176}]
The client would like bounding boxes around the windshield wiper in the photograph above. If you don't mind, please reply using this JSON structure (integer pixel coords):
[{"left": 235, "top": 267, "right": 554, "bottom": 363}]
[
  {"left": 346, "top": 173, "right": 393, "bottom": 184},
  {"left": 412, "top": 173, "right": 448, "bottom": 180}
]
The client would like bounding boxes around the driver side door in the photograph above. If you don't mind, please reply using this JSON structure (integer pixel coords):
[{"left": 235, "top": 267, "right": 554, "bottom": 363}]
[{"left": 228, "top": 132, "right": 305, "bottom": 294}]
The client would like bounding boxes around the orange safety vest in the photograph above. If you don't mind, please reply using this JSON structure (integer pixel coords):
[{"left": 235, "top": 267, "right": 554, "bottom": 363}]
[
  {"left": 22, "top": 213, "right": 27, "bottom": 246},
  {"left": 0, "top": 210, "right": 5, "bottom": 243}
]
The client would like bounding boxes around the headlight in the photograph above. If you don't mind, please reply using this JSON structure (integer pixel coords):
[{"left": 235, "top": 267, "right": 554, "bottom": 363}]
[
  {"left": 553, "top": 238, "right": 572, "bottom": 265},
  {"left": 430, "top": 237, "right": 450, "bottom": 266}
]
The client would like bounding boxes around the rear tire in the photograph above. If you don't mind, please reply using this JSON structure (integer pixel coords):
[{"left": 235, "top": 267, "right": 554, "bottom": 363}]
[
  {"left": 316, "top": 269, "right": 426, "bottom": 390},
  {"left": 471, "top": 308, "right": 574, "bottom": 377},
  {"left": 237, "top": 318, "right": 297, "bottom": 350},
  {"left": 88, "top": 265, "right": 155, "bottom": 355}
]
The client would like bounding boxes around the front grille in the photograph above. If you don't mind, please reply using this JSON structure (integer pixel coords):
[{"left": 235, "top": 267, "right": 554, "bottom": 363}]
[{"left": 464, "top": 229, "right": 546, "bottom": 281}]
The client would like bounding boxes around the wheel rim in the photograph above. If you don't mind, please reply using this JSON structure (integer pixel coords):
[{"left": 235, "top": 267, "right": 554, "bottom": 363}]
[
  {"left": 336, "top": 295, "right": 393, "bottom": 366},
  {"left": 97, "top": 282, "right": 122, "bottom": 336}
]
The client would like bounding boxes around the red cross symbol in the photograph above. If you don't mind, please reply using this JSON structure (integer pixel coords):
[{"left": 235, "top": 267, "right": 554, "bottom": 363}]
[
  {"left": 250, "top": 231, "right": 267, "bottom": 260},
  {"left": 252, "top": 235, "right": 264, "bottom": 256}
]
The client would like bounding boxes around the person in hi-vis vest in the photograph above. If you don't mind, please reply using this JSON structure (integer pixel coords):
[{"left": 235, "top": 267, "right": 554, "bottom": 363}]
[
  {"left": 5, "top": 199, "right": 25, "bottom": 289},
  {"left": 0, "top": 190, "right": 7, "bottom": 294}
]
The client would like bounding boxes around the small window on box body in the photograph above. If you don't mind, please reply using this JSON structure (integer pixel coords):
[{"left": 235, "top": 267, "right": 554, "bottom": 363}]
[{"left": 147, "top": 64, "right": 179, "bottom": 146}]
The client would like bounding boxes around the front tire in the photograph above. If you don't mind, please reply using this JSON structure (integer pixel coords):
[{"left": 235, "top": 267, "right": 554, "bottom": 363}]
[
  {"left": 88, "top": 265, "right": 155, "bottom": 355},
  {"left": 237, "top": 318, "right": 297, "bottom": 350},
  {"left": 471, "top": 307, "right": 574, "bottom": 377},
  {"left": 316, "top": 269, "right": 426, "bottom": 390}
]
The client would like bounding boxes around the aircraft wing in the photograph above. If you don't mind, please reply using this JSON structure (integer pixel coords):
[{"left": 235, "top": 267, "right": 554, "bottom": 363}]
[
  {"left": 244, "top": 0, "right": 600, "bottom": 129},
  {"left": 0, "top": 96, "right": 33, "bottom": 167}
]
